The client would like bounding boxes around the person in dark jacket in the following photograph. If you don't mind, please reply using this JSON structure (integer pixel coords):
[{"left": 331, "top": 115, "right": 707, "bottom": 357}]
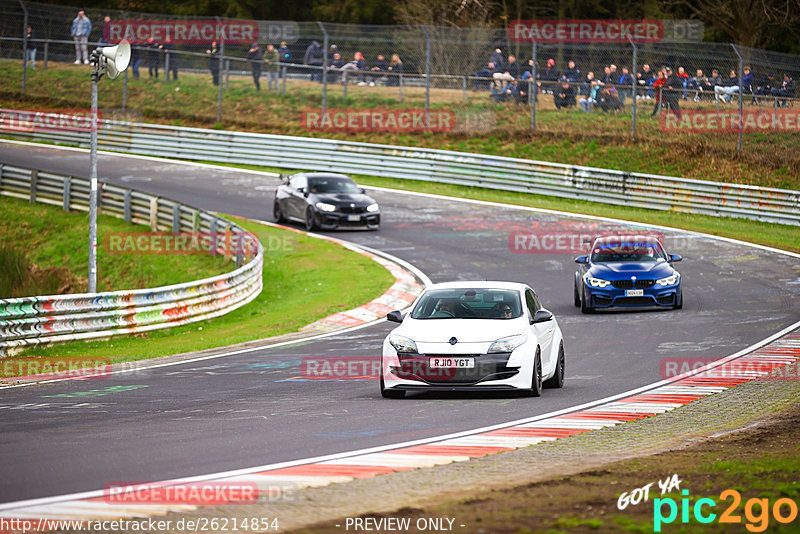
[
  {"left": 129, "top": 38, "right": 141, "bottom": 79},
  {"left": 304, "top": 40, "right": 323, "bottom": 82},
  {"left": 563, "top": 60, "right": 580, "bottom": 82},
  {"left": 160, "top": 37, "right": 178, "bottom": 81},
  {"left": 146, "top": 37, "right": 159, "bottom": 79},
  {"left": 24, "top": 25, "right": 36, "bottom": 70},
  {"left": 206, "top": 41, "right": 219, "bottom": 86},
  {"left": 663, "top": 66, "right": 683, "bottom": 117},
  {"left": 489, "top": 48, "right": 505, "bottom": 71},
  {"left": 369, "top": 54, "right": 388, "bottom": 86},
  {"left": 277, "top": 41, "right": 291, "bottom": 80},
  {"left": 553, "top": 79, "right": 576, "bottom": 110},
  {"left": 387, "top": 53, "right": 403, "bottom": 87},
  {"left": 474, "top": 61, "right": 497, "bottom": 91},
  {"left": 247, "top": 42, "right": 262, "bottom": 90},
  {"left": 771, "top": 73, "right": 795, "bottom": 107}
]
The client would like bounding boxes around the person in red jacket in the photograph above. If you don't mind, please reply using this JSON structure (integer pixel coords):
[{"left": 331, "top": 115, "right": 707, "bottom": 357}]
[{"left": 650, "top": 69, "right": 667, "bottom": 116}]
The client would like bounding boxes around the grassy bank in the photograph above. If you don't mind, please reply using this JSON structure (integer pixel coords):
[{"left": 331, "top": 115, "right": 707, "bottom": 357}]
[
  {"left": 0, "top": 195, "right": 230, "bottom": 296},
  {"left": 1, "top": 59, "right": 798, "bottom": 190},
  {"left": 7, "top": 216, "right": 394, "bottom": 366}
]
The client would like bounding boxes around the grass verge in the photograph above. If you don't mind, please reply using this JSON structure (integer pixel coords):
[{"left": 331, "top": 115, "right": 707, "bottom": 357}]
[
  {"left": 2, "top": 206, "right": 394, "bottom": 371},
  {"left": 1, "top": 59, "right": 798, "bottom": 190}
]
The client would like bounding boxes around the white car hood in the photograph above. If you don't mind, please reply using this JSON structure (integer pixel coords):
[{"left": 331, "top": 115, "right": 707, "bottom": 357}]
[{"left": 395, "top": 317, "right": 526, "bottom": 343}]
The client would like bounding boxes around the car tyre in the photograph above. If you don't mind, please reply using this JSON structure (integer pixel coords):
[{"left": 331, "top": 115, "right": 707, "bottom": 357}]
[
  {"left": 544, "top": 343, "right": 565, "bottom": 389},
  {"left": 523, "top": 348, "right": 543, "bottom": 397},
  {"left": 673, "top": 288, "right": 683, "bottom": 310},
  {"left": 573, "top": 279, "right": 581, "bottom": 307},
  {"left": 273, "top": 200, "right": 286, "bottom": 223},
  {"left": 380, "top": 376, "right": 405, "bottom": 399},
  {"left": 580, "top": 286, "right": 594, "bottom": 314},
  {"left": 304, "top": 207, "right": 317, "bottom": 231}
]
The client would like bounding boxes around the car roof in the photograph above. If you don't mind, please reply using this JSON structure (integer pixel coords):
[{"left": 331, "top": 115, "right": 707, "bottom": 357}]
[
  {"left": 424, "top": 281, "right": 529, "bottom": 292},
  {"left": 294, "top": 172, "right": 352, "bottom": 180},
  {"left": 592, "top": 234, "right": 663, "bottom": 247}
]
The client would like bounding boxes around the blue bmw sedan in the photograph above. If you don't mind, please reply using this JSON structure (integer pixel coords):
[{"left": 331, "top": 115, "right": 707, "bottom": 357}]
[{"left": 574, "top": 235, "right": 683, "bottom": 313}]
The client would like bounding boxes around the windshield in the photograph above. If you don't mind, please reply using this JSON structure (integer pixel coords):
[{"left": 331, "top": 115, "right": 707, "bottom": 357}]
[
  {"left": 308, "top": 177, "right": 360, "bottom": 194},
  {"left": 590, "top": 239, "right": 667, "bottom": 263},
  {"left": 410, "top": 289, "right": 522, "bottom": 320}
]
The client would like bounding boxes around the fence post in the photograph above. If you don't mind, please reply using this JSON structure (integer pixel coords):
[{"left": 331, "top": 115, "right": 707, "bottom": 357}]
[
  {"left": 209, "top": 218, "right": 218, "bottom": 255},
  {"left": 122, "top": 69, "right": 128, "bottom": 112},
  {"left": 217, "top": 39, "right": 224, "bottom": 123},
  {"left": 462, "top": 76, "right": 467, "bottom": 103},
  {"left": 43, "top": 41, "right": 48, "bottom": 70},
  {"left": 281, "top": 64, "right": 286, "bottom": 95},
  {"left": 343, "top": 76, "right": 348, "bottom": 98},
  {"left": 731, "top": 44, "right": 744, "bottom": 153},
  {"left": 149, "top": 197, "right": 158, "bottom": 231},
  {"left": 225, "top": 59, "right": 231, "bottom": 88},
  {"left": 19, "top": 0, "right": 28, "bottom": 96},
  {"left": 630, "top": 37, "right": 638, "bottom": 138},
  {"left": 123, "top": 189, "right": 131, "bottom": 223},
  {"left": 318, "top": 22, "right": 328, "bottom": 116},
  {"left": 172, "top": 204, "right": 180, "bottom": 233},
  {"left": 63, "top": 176, "right": 71, "bottom": 211},
  {"left": 29, "top": 169, "right": 37, "bottom": 204},
  {"left": 421, "top": 25, "right": 431, "bottom": 126},
  {"left": 399, "top": 72, "right": 403, "bottom": 103},
  {"left": 530, "top": 41, "right": 537, "bottom": 132}
]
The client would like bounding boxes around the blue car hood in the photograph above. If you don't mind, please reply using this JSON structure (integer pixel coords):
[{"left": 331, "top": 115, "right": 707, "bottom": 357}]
[{"left": 588, "top": 261, "right": 675, "bottom": 279}]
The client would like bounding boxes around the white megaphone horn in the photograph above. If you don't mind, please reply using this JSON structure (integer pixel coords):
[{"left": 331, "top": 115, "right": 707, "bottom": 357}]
[{"left": 100, "top": 39, "right": 131, "bottom": 79}]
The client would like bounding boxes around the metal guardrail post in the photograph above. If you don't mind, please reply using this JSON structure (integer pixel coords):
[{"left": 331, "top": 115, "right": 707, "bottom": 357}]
[
  {"left": 731, "top": 44, "right": 744, "bottom": 153},
  {"left": 123, "top": 189, "right": 131, "bottom": 222},
  {"left": 209, "top": 218, "right": 218, "bottom": 255},
  {"left": 149, "top": 197, "right": 158, "bottom": 230},
  {"left": 63, "top": 176, "right": 71, "bottom": 211},
  {"left": 216, "top": 17, "right": 224, "bottom": 124},
  {"left": 318, "top": 21, "right": 328, "bottom": 116},
  {"left": 29, "top": 169, "right": 37, "bottom": 204},
  {"left": 172, "top": 204, "right": 180, "bottom": 232}
]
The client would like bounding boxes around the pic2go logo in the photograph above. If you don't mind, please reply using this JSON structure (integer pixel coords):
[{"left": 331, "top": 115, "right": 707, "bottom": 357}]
[{"left": 654, "top": 489, "right": 798, "bottom": 532}]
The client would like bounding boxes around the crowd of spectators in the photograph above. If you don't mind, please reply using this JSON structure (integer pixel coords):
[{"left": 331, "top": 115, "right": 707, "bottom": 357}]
[{"left": 470, "top": 47, "right": 797, "bottom": 111}]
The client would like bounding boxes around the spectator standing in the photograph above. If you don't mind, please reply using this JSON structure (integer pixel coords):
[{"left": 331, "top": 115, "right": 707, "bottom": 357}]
[
  {"left": 146, "top": 37, "right": 159, "bottom": 79},
  {"left": 277, "top": 41, "right": 291, "bottom": 81},
  {"left": 70, "top": 10, "right": 92, "bottom": 65},
  {"left": 650, "top": 70, "right": 667, "bottom": 116},
  {"left": 247, "top": 42, "right": 263, "bottom": 90},
  {"left": 387, "top": 53, "right": 403, "bottom": 86},
  {"left": 663, "top": 66, "right": 683, "bottom": 117},
  {"left": 554, "top": 80, "right": 576, "bottom": 110},
  {"left": 617, "top": 66, "right": 633, "bottom": 106},
  {"left": 24, "top": 25, "right": 36, "bottom": 70},
  {"left": 264, "top": 44, "right": 279, "bottom": 91},
  {"left": 369, "top": 54, "right": 388, "bottom": 86},
  {"left": 129, "top": 38, "right": 141, "bottom": 79},
  {"left": 98, "top": 15, "right": 111, "bottom": 47},
  {"left": 303, "top": 40, "right": 323, "bottom": 82},
  {"left": 206, "top": 41, "right": 219, "bottom": 86},
  {"left": 160, "top": 37, "right": 178, "bottom": 81}
]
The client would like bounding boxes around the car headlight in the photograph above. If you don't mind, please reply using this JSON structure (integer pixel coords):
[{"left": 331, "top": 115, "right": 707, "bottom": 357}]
[
  {"left": 656, "top": 272, "right": 680, "bottom": 286},
  {"left": 315, "top": 202, "right": 336, "bottom": 212},
  {"left": 388, "top": 334, "right": 417, "bottom": 353},
  {"left": 487, "top": 334, "right": 527, "bottom": 354},
  {"left": 585, "top": 276, "right": 611, "bottom": 288},
  {"left": 366, "top": 203, "right": 380, "bottom": 213}
]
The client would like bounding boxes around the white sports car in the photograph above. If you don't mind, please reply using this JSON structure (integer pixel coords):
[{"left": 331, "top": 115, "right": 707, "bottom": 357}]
[{"left": 381, "top": 281, "right": 565, "bottom": 398}]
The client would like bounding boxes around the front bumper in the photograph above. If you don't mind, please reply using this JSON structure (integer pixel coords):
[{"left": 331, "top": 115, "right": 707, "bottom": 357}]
[
  {"left": 314, "top": 209, "right": 380, "bottom": 229},
  {"left": 585, "top": 283, "right": 681, "bottom": 308},
  {"left": 386, "top": 352, "right": 524, "bottom": 390}
]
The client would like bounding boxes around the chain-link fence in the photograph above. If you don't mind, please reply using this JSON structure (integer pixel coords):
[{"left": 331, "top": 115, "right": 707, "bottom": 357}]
[{"left": 1, "top": 0, "right": 798, "bottom": 155}]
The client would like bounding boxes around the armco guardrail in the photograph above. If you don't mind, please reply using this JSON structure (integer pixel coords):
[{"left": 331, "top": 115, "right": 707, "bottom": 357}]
[
  {"left": 0, "top": 163, "right": 263, "bottom": 357},
  {"left": 2, "top": 112, "right": 799, "bottom": 225}
]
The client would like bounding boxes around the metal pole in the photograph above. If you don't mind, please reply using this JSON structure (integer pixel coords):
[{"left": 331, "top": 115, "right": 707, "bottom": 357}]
[
  {"left": 530, "top": 42, "right": 537, "bottom": 132},
  {"left": 318, "top": 22, "right": 328, "bottom": 116},
  {"left": 122, "top": 69, "right": 128, "bottom": 113},
  {"left": 630, "top": 38, "right": 637, "bottom": 138},
  {"left": 225, "top": 59, "right": 230, "bottom": 88},
  {"left": 43, "top": 41, "right": 48, "bottom": 70},
  {"left": 462, "top": 76, "right": 466, "bottom": 103},
  {"left": 421, "top": 25, "right": 431, "bottom": 126},
  {"left": 165, "top": 51, "right": 170, "bottom": 82},
  {"left": 731, "top": 44, "right": 743, "bottom": 153},
  {"left": 399, "top": 72, "right": 403, "bottom": 103},
  {"left": 19, "top": 0, "right": 28, "bottom": 95},
  {"left": 88, "top": 68, "right": 100, "bottom": 293},
  {"left": 281, "top": 64, "right": 286, "bottom": 95},
  {"left": 216, "top": 31, "right": 224, "bottom": 124}
]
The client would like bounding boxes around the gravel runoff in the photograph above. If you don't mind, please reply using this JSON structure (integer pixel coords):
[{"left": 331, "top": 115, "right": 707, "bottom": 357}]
[{"left": 106, "top": 371, "right": 800, "bottom": 533}]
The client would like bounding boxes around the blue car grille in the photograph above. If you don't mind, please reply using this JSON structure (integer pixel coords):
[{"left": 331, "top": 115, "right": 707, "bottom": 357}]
[{"left": 611, "top": 279, "right": 655, "bottom": 289}]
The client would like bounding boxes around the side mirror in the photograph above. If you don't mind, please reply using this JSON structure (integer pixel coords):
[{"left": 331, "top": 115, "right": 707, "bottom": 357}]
[
  {"left": 669, "top": 254, "right": 682, "bottom": 262},
  {"left": 531, "top": 309, "right": 554, "bottom": 324},
  {"left": 575, "top": 255, "right": 589, "bottom": 264},
  {"left": 359, "top": 187, "right": 366, "bottom": 194},
  {"left": 386, "top": 310, "right": 403, "bottom": 323}
]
